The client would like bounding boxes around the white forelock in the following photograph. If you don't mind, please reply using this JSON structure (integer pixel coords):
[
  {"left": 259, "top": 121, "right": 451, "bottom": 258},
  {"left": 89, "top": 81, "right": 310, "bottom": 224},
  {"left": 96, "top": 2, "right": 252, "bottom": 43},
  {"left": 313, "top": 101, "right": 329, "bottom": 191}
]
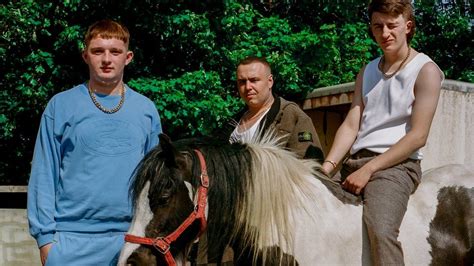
[{"left": 118, "top": 181, "right": 153, "bottom": 265}]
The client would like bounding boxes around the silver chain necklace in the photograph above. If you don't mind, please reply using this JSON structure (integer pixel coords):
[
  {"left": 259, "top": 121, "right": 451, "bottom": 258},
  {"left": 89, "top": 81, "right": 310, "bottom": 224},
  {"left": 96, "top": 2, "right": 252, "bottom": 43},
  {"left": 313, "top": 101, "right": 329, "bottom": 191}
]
[
  {"left": 88, "top": 83, "right": 125, "bottom": 114},
  {"left": 379, "top": 47, "right": 411, "bottom": 79}
]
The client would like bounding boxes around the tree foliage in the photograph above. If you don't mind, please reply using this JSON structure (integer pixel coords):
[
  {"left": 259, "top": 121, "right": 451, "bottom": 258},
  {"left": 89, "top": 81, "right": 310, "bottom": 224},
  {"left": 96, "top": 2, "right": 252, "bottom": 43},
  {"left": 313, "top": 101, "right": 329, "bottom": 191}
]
[
  {"left": 415, "top": 4, "right": 473, "bottom": 81},
  {"left": 1, "top": 0, "right": 472, "bottom": 184}
]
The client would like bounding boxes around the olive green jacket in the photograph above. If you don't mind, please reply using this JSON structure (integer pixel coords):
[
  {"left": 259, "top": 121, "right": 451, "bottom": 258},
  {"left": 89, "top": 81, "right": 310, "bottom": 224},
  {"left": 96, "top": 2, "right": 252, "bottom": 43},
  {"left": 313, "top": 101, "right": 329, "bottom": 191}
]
[
  {"left": 227, "top": 96, "right": 324, "bottom": 161},
  {"left": 259, "top": 96, "right": 323, "bottom": 160}
]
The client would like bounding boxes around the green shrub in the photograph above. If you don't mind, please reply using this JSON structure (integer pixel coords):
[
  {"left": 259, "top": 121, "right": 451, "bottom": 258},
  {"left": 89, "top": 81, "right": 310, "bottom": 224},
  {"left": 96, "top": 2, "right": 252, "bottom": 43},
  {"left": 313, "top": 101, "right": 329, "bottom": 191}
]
[{"left": 1, "top": 0, "right": 472, "bottom": 184}]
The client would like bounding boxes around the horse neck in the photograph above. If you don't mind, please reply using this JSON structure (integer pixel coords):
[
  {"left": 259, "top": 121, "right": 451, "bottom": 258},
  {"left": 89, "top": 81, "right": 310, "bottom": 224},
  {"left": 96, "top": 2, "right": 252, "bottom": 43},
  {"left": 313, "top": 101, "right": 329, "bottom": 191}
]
[{"left": 194, "top": 145, "right": 251, "bottom": 258}]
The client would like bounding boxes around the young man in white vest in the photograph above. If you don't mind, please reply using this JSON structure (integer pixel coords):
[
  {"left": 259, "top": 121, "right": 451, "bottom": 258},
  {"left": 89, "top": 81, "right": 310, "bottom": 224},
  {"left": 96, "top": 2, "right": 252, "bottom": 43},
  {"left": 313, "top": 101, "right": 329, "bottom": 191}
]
[{"left": 321, "top": 0, "right": 444, "bottom": 264}]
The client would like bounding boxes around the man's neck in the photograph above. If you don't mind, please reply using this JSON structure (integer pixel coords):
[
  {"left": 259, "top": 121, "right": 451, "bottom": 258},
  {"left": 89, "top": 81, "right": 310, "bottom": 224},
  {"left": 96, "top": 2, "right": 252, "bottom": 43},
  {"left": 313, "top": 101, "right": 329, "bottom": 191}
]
[
  {"left": 383, "top": 44, "right": 410, "bottom": 65},
  {"left": 240, "top": 97, "right": 274, "bottom": 129},
  {"left": 248, "top": 98, "right": 274, "bottom": 117},
  {"left": 89, "top": 80, "right": 123, "bottom": 95}
]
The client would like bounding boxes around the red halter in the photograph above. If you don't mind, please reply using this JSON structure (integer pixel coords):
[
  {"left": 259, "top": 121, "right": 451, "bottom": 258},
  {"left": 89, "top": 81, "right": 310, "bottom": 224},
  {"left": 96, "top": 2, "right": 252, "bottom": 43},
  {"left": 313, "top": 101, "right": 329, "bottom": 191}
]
[{"left": 124, "top": 149, "right": 209, "bottom": 266}]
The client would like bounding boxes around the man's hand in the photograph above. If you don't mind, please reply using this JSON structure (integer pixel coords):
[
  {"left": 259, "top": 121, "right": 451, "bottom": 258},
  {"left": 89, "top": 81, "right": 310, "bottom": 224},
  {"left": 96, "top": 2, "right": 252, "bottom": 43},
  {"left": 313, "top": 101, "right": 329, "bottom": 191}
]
[
  {"left": 40, "top": 243, "right": 53, "bottom": 265},
  {"left": 342, "top": 166, "right": 372, "bottom": 195}
]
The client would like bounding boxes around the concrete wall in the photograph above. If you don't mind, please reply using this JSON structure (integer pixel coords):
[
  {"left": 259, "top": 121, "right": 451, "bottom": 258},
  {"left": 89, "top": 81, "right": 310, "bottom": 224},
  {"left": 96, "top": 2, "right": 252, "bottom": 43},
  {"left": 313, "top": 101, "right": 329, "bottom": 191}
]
[
  {"left": 420, "top": 80, "right": 474, "bottom": 172},
  {"left": 0, "top": 209, "right": 39, "bottom": 266}
]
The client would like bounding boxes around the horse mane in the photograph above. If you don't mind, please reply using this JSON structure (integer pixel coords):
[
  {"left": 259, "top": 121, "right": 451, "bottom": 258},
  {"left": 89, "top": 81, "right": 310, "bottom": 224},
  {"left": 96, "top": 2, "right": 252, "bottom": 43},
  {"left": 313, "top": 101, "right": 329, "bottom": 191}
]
[
  {"left": 131, "top": 146, "right": 164, "bottom": 206},
  {"left": 234, "top": 131, "right": 325, "bottom": 262}
]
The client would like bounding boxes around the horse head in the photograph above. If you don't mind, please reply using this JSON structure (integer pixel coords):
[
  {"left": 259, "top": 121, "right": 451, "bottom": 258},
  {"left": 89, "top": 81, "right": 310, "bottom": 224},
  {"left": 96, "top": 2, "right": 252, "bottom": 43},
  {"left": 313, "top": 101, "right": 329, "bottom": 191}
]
[{"left": 119, "top": 134, "right": 203, "bottom": 265}]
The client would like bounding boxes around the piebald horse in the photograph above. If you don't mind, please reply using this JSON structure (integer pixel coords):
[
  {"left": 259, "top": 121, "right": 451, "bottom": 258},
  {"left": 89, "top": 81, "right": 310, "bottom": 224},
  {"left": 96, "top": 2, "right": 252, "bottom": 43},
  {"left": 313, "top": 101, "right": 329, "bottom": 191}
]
[{"left": 119, "top": 134, "right": 474, "bottom": 265}]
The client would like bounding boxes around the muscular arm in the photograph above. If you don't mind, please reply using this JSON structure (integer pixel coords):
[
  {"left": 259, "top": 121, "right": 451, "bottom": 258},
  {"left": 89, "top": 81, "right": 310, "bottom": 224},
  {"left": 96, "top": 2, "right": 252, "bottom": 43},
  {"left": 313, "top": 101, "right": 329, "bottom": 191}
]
[
  {"left": 321, "top": 68, "right": 365, "bottom": 174},
  {"left": 342, "top": 62, "right": 442, "bottom": 194}
]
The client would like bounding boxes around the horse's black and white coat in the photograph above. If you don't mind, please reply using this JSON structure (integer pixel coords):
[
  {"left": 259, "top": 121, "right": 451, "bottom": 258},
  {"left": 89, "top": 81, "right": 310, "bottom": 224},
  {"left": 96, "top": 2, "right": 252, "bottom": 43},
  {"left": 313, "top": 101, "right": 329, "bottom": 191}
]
[{"left": 119, "top": 134, "right": 474, "bottom": 265}]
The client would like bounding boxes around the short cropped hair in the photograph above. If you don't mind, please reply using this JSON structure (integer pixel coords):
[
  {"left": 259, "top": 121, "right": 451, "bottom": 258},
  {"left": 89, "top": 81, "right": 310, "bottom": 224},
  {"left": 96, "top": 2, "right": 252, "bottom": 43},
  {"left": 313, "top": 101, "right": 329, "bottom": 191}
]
[
  {"left": 237, "top": 56, "right": 272, "bottom": 74},
  {"left": 84, "top": 19, "right": 130, "bottom": 49},
  {"left": 368, "top": 0, "right": 416, "bottom": 43}
]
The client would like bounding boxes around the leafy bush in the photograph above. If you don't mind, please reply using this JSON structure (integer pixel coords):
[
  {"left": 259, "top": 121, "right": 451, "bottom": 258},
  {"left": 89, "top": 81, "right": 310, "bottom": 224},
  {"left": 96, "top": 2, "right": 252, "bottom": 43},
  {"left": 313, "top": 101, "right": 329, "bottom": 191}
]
[
  {"left": 1, "top": 0, "right": 472, "bottom": 184},
  {"left": 414, "top": 4, "right": 473, "bottom": 82},
  {"left": 129, "top": 71, "right": 242, "bottom": 137}
]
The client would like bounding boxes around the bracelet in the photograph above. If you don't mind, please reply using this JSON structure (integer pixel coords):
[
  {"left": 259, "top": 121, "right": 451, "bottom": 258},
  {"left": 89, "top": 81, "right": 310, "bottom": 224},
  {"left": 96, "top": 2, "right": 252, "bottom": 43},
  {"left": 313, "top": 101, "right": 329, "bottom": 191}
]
[{"left": 324, "top": 160, "right": 337, "bottom": 168}]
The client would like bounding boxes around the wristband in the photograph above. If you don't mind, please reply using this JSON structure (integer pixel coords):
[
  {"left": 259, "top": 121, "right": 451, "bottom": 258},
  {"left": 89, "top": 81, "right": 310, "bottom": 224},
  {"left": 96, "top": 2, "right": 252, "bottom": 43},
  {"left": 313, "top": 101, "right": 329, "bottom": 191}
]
[{"left": 324, "top": 160, "right": 337, "bottom": 168}]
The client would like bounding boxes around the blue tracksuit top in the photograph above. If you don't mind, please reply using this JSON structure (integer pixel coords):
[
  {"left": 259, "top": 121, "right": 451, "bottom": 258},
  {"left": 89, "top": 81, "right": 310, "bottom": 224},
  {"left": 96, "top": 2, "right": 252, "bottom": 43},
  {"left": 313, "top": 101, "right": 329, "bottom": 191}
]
[{"left": 27, "top": 83, "right": 162, "bottom": 248}]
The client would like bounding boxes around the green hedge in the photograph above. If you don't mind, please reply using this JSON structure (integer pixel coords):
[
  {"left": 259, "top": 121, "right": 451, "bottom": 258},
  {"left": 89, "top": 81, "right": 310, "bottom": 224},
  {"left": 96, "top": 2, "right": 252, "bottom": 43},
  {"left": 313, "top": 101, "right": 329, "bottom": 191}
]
[{"left": 1, "top": 0, "right": 472, "bottom": 184}]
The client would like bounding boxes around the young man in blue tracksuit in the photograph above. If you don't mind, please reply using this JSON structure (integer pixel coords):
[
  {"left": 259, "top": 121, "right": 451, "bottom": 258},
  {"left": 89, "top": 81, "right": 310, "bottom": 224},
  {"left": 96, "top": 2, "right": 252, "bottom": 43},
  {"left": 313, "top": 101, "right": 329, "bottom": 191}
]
[{"left": 27, "top": 19, "right": 162, "bottom": 265}]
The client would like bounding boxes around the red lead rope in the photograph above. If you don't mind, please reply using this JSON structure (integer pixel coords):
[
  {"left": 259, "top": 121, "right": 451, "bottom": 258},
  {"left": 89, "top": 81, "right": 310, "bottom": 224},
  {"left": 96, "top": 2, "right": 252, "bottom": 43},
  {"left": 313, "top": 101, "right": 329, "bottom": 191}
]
[{"left": 124, "top": 149, "right": 209, "bottom": 266}]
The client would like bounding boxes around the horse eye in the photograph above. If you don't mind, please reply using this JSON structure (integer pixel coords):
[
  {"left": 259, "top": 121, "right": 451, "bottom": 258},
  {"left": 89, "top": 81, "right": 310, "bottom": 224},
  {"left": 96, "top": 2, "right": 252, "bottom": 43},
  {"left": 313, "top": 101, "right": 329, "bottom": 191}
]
[{"left": 156, "top": 193, "right": 171, "bottom": 206}]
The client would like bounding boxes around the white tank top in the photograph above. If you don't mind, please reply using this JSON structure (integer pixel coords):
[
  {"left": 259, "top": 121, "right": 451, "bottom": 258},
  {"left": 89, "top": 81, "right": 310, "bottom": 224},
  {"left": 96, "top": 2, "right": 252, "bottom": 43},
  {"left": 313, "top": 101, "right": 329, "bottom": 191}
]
[
  {"left": 229, "top": 109, "right": 270, "bottom": 143},
  {"left": 351, "top": 53, "right": 444, "bottom": 159}
]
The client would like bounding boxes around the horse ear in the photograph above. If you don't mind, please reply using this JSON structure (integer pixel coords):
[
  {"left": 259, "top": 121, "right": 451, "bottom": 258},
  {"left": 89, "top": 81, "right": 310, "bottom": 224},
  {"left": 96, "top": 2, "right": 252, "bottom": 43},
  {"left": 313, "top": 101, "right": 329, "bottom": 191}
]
[
  {"left": 159, "top": 133, "right": 172, "bottom": 146},
  {"left": 159, "top": 133, "right": 180, "bottom": 167}
]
